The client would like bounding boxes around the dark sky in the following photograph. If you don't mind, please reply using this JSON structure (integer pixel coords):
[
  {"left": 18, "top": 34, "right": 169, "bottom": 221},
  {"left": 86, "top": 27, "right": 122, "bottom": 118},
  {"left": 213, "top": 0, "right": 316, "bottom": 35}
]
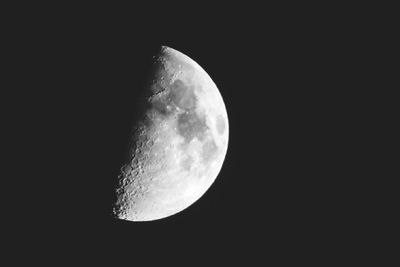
[{"left": 5, "top": 4, "right": 364, "bottom": 264}]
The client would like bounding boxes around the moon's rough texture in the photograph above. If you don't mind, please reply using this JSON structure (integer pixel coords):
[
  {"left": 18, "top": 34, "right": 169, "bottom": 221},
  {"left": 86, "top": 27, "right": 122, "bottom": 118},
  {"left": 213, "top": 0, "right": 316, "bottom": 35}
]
[{"left": 113, "top": 46, "right": 229, "bottom": 221}]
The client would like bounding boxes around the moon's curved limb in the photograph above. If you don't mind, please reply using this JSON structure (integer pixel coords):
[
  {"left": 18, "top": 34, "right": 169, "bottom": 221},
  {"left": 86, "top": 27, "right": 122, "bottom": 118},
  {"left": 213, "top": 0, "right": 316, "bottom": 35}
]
[{"left": 113, "top": 46, "right": 229, "bottom": 221}]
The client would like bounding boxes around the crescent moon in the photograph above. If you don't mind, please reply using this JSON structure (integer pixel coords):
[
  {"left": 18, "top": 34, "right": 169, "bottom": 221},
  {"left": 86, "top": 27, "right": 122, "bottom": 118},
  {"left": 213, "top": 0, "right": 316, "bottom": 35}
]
[{"left": 113, "top": 46, "right": 229, "bottom": 221}]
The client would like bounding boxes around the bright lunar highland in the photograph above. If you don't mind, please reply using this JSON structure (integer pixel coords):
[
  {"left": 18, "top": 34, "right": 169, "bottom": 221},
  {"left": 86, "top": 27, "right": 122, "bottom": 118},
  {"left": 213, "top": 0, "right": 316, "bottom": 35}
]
[{"left": 113, "top": 46, "right": 229, "bottom": 221}]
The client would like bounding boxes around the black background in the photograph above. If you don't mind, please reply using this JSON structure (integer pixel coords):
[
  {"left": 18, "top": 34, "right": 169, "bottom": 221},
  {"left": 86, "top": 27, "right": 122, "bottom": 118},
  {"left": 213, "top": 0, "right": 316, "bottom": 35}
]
[{"left": 4, "top": 3, "right": 370, "bottom": 264}]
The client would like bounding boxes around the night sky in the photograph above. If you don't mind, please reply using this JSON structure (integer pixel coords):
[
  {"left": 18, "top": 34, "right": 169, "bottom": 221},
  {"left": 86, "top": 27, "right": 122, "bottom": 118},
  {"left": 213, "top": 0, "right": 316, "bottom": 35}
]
[{"left": 5, "top": 4, "right": 361, "bottom": 264}]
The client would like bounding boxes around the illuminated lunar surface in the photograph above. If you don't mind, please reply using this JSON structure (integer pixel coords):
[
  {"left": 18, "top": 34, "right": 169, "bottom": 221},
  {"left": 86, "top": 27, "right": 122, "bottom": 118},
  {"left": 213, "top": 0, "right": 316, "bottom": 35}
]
[{"left": 113, "top": 46, "right": 229, "bottom": 221}]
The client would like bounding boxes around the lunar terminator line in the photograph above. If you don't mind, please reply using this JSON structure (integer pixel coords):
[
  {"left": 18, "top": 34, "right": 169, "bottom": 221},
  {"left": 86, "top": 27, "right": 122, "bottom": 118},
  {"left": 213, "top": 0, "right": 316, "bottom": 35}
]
[{"left": 113, "top": 46, "right": 229, "bottom": 221}]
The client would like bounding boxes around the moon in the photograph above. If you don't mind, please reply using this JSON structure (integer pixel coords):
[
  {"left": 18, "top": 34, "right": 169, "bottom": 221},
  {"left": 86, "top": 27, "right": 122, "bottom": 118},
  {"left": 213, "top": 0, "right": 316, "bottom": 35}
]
[{"left": 112, "top": 46, "right": 229, "bottom": 221}]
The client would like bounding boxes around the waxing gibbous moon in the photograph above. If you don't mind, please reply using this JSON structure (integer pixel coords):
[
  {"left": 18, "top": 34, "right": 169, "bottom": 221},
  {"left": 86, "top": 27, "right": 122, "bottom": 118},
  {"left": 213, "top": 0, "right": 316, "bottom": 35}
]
[{"left": 112, "top": 46, "right": 229, "bottom": 221}]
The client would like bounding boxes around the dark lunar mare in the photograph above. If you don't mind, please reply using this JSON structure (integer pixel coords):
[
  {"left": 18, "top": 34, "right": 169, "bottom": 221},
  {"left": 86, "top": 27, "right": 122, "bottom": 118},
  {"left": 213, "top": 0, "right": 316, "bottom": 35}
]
[
  {"left": 148, "top": 52, "right": 222, "bottom": 173},
  {"left": 216, "top": 114, "right": 226, "bottom": 135},
  {"left": 151, "top": 78, "right": 209, "bottom": 146},
  {"left": 150, "top": 77, "right": 221, "bottom": 168},
  {"left": 201, "top": 138, "right": 218, "bottom": 163}
]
